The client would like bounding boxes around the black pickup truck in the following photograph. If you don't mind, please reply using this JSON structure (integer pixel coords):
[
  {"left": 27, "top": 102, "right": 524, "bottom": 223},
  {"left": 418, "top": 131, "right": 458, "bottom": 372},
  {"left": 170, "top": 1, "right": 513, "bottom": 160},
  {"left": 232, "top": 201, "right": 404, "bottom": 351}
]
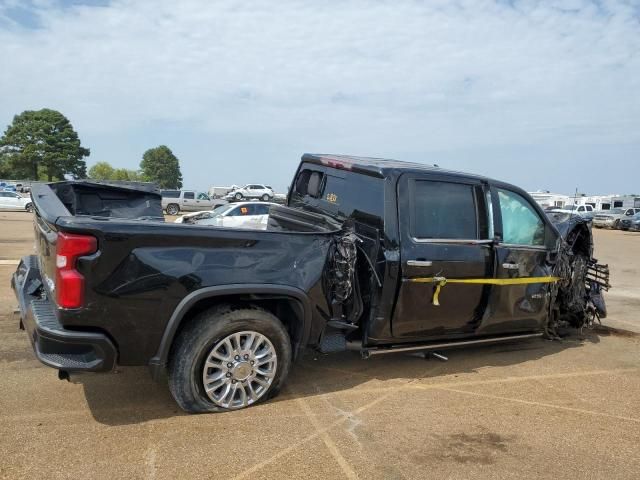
[{"left": 13, "top": 154, "right": 609, "bottom": 413}]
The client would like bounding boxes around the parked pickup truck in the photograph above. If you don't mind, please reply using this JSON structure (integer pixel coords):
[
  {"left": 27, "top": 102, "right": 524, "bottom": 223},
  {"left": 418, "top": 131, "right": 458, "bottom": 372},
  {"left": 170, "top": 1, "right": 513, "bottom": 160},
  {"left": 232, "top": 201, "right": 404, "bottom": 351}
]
[
  {"left": 161, "top": 189, "right": 225, "bottom": 215},
  {"left": 13, "top": 154, "right": 609, "bottom": 413},
  {"left": 593, "top": 208, "right": 640, "bottom": 229}
]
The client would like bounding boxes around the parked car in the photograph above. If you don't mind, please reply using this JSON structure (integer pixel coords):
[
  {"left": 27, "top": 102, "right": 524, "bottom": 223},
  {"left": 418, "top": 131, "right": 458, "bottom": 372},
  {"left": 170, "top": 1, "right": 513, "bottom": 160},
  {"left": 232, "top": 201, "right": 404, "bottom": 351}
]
[
  {"left": 161, "top": 190, "right": 221, "bottom": 215},
  {"left": 15, "top": 183, "right": 31, "bottom": 193},
  {"left": 224, "top": 184, "right": 274, "bottom": 201},
  {"left": 549, "top": 204, "right": 595, "bottom": 221},
  {"left": 619, "top": 212, "right": 640, "bottom": 231},
  {"left": 12, "top": 154, "right": 609, "bottom": 413},
  {"left": 0, "top": 191, "right": 33, "bottom": 212},
  {"left": 175, "top": 202, "right": 273, "bottom": 229},
  {"left": 593, "top": 208, "right": 640, "bottom": 229}
]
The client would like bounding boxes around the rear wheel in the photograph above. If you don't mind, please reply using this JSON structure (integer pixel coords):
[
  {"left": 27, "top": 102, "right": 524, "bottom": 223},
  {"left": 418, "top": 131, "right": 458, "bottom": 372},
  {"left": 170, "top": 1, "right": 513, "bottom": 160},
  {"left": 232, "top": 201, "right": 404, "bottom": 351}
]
[
  {"left": 261, "top": 194, "right": 270, "bottom": 201},
  {"left": 166, "top": 203, "right": 179, "bottom": 215},
  {"left": 168, "top": 306, "right": 292, "bottom": 413}
]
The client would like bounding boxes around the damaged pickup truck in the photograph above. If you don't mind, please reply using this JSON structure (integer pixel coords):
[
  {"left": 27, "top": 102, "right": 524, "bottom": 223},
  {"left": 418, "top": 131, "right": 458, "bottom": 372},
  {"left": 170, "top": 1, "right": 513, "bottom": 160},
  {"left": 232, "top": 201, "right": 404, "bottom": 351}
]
[{"left": 13, "top": 154, "right": 610, "bottom": 413}]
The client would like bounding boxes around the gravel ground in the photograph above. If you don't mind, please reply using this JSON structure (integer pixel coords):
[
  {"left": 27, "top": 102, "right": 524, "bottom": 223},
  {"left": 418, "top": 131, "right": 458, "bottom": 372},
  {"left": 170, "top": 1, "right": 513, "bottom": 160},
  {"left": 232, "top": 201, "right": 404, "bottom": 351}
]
[{"left": 1, "top": 211, "right": 638, "bottom": 479}]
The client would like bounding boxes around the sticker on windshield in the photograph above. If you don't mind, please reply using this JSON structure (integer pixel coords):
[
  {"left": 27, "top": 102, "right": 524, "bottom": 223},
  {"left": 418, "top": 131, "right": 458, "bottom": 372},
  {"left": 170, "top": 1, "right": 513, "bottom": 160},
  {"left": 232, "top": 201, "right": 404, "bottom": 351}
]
[{"left": 326, "top": 193, "right": 338, "bottom": 203}]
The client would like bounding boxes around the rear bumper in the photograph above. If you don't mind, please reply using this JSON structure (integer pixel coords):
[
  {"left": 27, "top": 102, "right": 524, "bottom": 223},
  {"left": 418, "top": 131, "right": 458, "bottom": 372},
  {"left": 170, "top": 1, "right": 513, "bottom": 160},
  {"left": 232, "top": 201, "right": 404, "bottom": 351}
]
[{"left": 11, "top": 255, "right": 117, "bottom": 373}]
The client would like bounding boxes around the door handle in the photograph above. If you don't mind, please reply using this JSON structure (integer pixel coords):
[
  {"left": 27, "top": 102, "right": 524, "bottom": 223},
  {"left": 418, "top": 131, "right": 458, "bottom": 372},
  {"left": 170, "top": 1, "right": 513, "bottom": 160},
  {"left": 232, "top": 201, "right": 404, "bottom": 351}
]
[
  {"left": 502, "top": 262, "right": 520, "bottom": 270},
  {"left": 407, "top": 260, "right": 433, "bottom": 267}
]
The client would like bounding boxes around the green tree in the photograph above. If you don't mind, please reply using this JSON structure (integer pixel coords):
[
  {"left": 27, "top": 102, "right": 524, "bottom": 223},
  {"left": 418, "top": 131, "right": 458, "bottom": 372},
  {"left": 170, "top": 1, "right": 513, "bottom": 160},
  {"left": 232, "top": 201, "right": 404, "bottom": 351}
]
[
  {"left": 88, "top": 161, "right": 115, "bottom": 180},
  {"left": 140, "top": 145, "right": 183, "bottom": 189},
  {"left": 88, "top": 161, "right": 146, "bottom": 181},
  {"left": 0, "top": 109, "right": 89, "bottom": 181},
  {"left": 114, "top": 168, "right": 145, "bottom": 181}
]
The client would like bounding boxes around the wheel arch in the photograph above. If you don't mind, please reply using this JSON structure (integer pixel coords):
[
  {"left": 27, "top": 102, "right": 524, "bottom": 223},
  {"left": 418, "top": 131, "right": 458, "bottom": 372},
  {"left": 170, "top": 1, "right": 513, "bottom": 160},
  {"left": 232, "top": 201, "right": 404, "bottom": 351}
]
[{"left": 149, "top": 284, "right": 312, "bottom": 380}]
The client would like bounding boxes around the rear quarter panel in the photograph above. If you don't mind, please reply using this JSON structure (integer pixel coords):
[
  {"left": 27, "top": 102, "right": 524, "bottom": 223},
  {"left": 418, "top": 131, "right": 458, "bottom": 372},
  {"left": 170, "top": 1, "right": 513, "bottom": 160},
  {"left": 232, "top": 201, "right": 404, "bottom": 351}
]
[{"left": 57, "top": 219, "right": 333, "bottom": 365}]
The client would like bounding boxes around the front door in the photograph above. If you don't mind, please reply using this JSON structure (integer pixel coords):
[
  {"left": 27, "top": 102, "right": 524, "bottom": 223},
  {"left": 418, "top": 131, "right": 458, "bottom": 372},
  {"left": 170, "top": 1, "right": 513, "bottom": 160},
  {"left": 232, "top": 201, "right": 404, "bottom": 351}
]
[
  {"left": 478, "top": 186, "right": 557, "bottom": 335},
  {"left": 393, "top": 175, "right": 495, "bottom": 339}
]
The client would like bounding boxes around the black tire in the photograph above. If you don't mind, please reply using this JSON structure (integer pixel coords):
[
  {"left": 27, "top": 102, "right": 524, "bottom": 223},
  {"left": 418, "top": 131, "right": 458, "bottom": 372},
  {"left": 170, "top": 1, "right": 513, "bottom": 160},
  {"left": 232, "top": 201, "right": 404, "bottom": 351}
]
[
  {"left": 613, "top": 220, "right": 620, "bottom": 229},
  {"left": 261, "top": 194, "right": 270, "bottom": 201},
  {"left": 25, "top": 203, "right": 33, "bottom": 213},
  {"left": 168, "top": 306, "right": 292, "bottom": 413},
  {"left": 234, "top": 192, "right": 243, "bottom": 200},
  {"left": 166, "top": 204, "right": 179, "bottom": 216}
]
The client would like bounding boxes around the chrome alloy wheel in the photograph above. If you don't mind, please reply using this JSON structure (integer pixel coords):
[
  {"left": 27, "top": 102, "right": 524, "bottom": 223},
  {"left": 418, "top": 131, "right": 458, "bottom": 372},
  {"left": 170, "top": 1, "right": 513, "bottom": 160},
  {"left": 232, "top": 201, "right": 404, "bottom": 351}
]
[{"left": 202, "top": 331, "right": 277, "bottom": 409}]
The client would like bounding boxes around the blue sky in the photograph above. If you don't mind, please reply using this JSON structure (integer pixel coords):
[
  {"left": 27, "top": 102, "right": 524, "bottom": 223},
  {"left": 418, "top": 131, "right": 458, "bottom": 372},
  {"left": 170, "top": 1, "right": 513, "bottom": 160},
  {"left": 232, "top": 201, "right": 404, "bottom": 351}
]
[{"left": 1, "top": 0, "right": 639, "bottom": 193}]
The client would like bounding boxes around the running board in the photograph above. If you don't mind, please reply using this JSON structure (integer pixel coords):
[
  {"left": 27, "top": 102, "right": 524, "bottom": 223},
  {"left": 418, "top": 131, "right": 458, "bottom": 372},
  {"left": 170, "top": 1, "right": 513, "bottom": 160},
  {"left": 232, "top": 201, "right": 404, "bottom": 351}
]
[{"left": 359, "top": 333, "right": 543, "bottom": 359}]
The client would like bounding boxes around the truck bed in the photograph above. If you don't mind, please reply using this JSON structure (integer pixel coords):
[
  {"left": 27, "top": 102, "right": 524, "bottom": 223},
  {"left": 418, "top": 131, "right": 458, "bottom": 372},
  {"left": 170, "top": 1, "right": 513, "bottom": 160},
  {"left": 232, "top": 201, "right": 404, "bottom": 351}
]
[{"left": 24, "top": 182, "right": 342, "bottom": 366}]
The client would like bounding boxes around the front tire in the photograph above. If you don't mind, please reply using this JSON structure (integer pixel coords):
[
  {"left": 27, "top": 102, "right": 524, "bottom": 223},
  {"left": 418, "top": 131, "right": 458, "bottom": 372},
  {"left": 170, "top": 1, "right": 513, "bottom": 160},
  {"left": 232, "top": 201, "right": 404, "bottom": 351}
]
[
  {"left": 234, "top": 192, "right": 243, "bottom": 200},
  {"left": 166, "top": 203, "right": 180, "bottom": 215},
  {"left": 25, "top": 203, "right": 33, "bottom": 213},
  {"left": 168, "top": 306, "right": 292, "bottom": 413},
  {"left": 613, "top": 220, "right": 620, "bottom": 229}
]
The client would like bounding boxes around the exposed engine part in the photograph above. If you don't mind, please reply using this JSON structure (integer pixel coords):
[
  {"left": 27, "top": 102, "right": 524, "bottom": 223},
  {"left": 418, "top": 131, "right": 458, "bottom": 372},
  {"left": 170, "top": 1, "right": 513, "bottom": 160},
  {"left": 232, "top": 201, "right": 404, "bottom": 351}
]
[
  {"left": 548, "top": 238, "right": 610, "bottom": 337},
  {"left": 326, "top": 229, "right": 360, "bottom": 325}
]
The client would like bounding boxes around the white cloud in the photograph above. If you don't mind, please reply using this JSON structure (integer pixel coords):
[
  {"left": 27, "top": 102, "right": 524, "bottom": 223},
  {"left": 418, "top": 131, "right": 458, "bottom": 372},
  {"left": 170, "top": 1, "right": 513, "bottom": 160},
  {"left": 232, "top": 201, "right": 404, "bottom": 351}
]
[{"left": 1, "top": 0, "right": 639, "bottom": 190}]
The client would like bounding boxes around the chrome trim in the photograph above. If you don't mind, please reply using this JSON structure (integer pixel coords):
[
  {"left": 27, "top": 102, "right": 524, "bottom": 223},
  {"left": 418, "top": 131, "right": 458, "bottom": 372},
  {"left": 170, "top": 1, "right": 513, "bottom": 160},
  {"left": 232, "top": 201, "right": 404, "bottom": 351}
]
[
  {"left": 412, "top": 237, "right": 494, "bottom": 245},
  {"left": 364, "top": 333, "right": 543, "bottom": 356},
  {"left": 498, "top": 243, "right": 548, "bottom": 251},
  {"left": 407, "top": 260, "right": 433, "bottom": 267}
]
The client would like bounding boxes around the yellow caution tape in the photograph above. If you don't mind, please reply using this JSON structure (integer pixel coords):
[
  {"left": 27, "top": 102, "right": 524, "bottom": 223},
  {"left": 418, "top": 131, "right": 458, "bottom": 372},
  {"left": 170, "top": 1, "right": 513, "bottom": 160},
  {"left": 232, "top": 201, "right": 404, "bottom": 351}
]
[{"left": 408, "top": 276, "right": 561, "bottom": 306}]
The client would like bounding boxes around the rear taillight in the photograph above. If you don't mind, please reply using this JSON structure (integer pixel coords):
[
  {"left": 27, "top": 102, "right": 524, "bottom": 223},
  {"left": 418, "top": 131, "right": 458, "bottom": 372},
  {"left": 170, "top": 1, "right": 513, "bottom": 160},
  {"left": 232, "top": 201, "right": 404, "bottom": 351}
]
[{"left": 55, "top": 233, "right": 97, "bottom": 309}]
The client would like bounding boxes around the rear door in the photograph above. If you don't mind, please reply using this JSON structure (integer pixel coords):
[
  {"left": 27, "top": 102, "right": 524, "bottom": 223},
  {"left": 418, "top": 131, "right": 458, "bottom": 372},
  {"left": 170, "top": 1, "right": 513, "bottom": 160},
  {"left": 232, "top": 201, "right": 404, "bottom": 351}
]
[
  {"left": 393, "top": 174, "right": 494, "bottom": 339},
  {"left": 479, "top": 186, "right": 557, "bottom": 334}
]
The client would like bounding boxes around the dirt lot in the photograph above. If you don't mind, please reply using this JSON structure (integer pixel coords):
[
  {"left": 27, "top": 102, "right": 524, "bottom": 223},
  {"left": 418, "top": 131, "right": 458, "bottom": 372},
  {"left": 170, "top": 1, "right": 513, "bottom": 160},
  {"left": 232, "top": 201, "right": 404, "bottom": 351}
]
[{"left": 1, "top": 211, "right": 639, "bottom": 479}]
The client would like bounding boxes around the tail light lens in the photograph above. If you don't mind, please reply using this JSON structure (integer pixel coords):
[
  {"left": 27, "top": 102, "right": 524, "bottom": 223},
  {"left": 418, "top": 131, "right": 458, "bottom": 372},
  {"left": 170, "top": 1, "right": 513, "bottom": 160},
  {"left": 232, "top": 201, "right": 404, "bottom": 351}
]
[{"left": 55, "top": 233, "right": 97, "bottom": 309}]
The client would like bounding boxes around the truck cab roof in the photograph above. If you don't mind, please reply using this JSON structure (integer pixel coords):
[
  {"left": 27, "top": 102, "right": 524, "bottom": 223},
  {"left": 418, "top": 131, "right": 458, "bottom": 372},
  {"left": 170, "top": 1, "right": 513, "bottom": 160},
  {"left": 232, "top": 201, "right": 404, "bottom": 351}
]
[{"left": 302, "top": 153, "right": 489, "bottom": 183}]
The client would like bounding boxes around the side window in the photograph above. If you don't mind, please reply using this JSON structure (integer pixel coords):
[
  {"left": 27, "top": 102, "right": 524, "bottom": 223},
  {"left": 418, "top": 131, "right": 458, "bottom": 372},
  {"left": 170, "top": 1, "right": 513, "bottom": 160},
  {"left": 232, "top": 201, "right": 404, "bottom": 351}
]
[
  {"left": 412, "top": 181, "right": 478, "bottom": 239},
  {"left": 293, "top": 169, "right": 325, "bottom": 199},
  {"left": 197, "top": 193, "right": 209, "bottom": 200},
  {"left": 226, "top": 207, "right": 241, "bottom": 217},
  {"left": 183, "top": 191, "right": 195, "bottom": 200},
  {"left": 0, "top": 192, "right": 7, "bottom": 197},
  {"left": 254, "top": 205, "right": 269, "bottom": 215},
  {"left": 497, "top": 189, "right": 545, "bottom": 246}
]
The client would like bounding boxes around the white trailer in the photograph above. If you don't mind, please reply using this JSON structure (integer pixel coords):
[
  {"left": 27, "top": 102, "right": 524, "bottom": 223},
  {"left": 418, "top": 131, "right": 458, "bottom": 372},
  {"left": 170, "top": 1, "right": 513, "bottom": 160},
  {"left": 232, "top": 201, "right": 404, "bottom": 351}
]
[{"left": 528, "top": 191, "right": 571, "bottom": 209}]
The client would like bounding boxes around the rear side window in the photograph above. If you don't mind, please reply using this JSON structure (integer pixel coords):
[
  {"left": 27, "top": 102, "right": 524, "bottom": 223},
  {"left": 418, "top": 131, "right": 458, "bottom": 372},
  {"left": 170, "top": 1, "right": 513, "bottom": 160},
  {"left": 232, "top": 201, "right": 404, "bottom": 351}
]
[
  {"left": 161, "top": 190, "right": 180, "bottom": 198},
  {"left": 294, "top": 169, "right": 325, "bottom": 198},
  {"left": 183, "top": 191, "right": 195, "bottom": 200},
  {"left": 412, "top": 181, "right": 478, "bottom": 239},
  {"left": 497, "top": 189, "right": 545, "bottom": 246}
]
